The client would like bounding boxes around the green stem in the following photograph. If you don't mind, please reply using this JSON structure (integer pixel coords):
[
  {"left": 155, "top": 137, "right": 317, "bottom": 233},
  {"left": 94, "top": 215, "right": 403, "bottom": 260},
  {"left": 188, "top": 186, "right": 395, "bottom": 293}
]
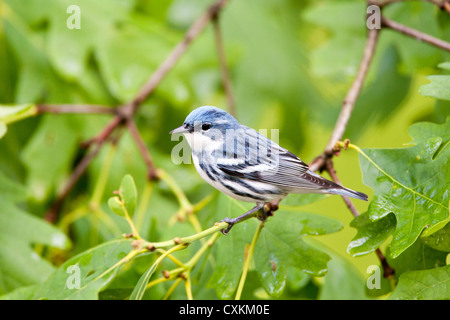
[
  {"left": 58, "top": 206, "right": 88, "bottom": 233},
  {"left": 116, "top": 198, "right": 141, "bottom": 239},
  {"left": 187, "top": 213, "right": 203, "bottom": 234},
  {"left": 92, "top": 248, "right": 142, "bottom": 284},
  {"left": 163, "top": 277, "right": 183, "bottom": 300},
  {"left": 235, "top": 222, "right": 264, "bottom": 300},
  {"left": 156, "top": 248, "right": 186, "bottom": 268},
  {"left": 131, "top": 243, "right": 187, "bottom": 300},
  {"left": 124, "top": 209, "right": 141, "bottom": 239},
  {"left": 157, "top": 169, "right": 193, "bottom": 213},
  {"left": 135, "top": 180, "right": 153, "bottom": 232},
  {"left": 93, "top": 207, "right": 122, "bottom": 236},
  {"left": 144, "top": 222, "right": 227, "bottom": 249},
  {"left": 192, "top": 192, "right": 216, "bottom": 212},
  {"left": 185, "top": 232, "right": 220, "bottom": 269},
  {"left": 145, "top": 232, "right": 220, "bottom": 296},
  {"left": 90, "top": 144, "right": 117, "bottom": 205},
  {"left": 185, "top": 273, "right": 193, "bottom": 300}
]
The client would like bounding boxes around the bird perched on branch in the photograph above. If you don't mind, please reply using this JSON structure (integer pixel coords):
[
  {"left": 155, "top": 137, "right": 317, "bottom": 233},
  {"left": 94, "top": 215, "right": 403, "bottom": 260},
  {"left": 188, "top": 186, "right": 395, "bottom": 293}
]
[{"left": 170, "top": 106, "right": 367, "bottom": 233}]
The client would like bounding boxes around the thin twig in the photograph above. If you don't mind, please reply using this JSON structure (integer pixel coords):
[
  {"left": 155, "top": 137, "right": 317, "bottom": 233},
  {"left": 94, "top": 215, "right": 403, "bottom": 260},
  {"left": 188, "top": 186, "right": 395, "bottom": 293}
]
[
  {"left": 44, "top": 0, "right": 230, "bottom": 222},
  {"left": 324, "top": 159, "right": 360, "bottom": 218},
  {"left": 212, "top": 15, "right": 236, "bottom": 117},
  {"left": 309, "top": 28, "right": 380, "bottom": 172},
  {"left": 375, "top": 248, "right": 396, "bottom": 278},
  {"left": 126, "top": 120, "right": 158, "bottom": 180},
  {"left": 129, "top": 0, "right": 230, "bottom": 112},
  {"left": 45, "top": 143, "right": 104, "bottom": 222},
  {"left": 324, "top": 158, "right": 396, "bottom": 278},
  {"left": 381, "top": 16, "right": 450, "bottom": 51},
  {"left": 325, "top": 28, "right": 380, "bottom": 156},
  {"left": 82, "top": 115, "right": 124, "bottom": 148}
]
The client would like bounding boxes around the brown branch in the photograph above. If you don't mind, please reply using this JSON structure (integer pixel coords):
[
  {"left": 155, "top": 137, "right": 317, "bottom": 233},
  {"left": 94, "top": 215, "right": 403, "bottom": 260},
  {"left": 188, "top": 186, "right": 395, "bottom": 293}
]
[
  {"left": 45, "top": 143, "right": 104, "bottom": 223},
  {"left": 381, "top": 16, "right": 450, "bottom": 51},
  {"left": 37, "top": 104, "right": 115, "bottom": 115},
  {"left": 129, "top": 0, "right": 230, "bottom": 113},
  {"left": 324, "top": 158, "right": 395, "bottom": 278},
  {"left": 212, "top": 15, "right": 236, "bottom": 117},
  {"left": 308, "top": 0, "right": 448, "bottom": 282},
  {"left": 375, "top": 248, "right": 396, "bottom": 278},
  {"left": 80, "top": 115, "right": 125, "bottom": 149},
  {"left": 44, "top": 0, "right": 230, "bottom": 222},
  {"left": 126, "top": 120, "right": 158, "bottom": 180},
  {"left": 309, "top": 28, "right": 380, "bottom": 172},
  {"left": 324, "top": 159, "right": 360, "bottom": 218}
]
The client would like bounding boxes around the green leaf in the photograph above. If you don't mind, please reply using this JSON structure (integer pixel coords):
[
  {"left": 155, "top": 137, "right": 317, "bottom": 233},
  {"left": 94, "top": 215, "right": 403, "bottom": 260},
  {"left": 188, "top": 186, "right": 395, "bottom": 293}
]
[
  {"left": 21, "top": 115, "right": 81, "bottom": 202},
  {"left": 0, "top": 104, "right": 37, "bottom": 125},
  {"left": 129, "top": 261, "right": 158, "bottom": 301},
  {"left": 207, "top": 196, "right": 256, "bottom": 299},
  {"left": 0, "top": 285, "right": 38, "bottom": 300},
  {"left": 302, "top": 1, "right": 366, "bottom": 79},
  {"left": 358, "top": 119, "right": 450, "bottom": 258},
  {"left": 33, "top": 239, "right": 134, "bottom": 300},
  {"left": 423, "top": 222, "right": 450, "bottom": 252},
  {"left": 254, "top": 211, "right": 343, "bottom": 297},
  {"left": 281, "top": 193, "right": 326, "bottom": 207},
  {"left": 0, "top": 201, "right": 71, "bottom": 292},
  {"left": 95, "top": 26, "right": 176, "bottom": 102},
  {"left": 108, "top": 196, "right": 125, "bottom": 217},
  {"left": 347, "top": 211, "right": 396, "bottom": 257},
  {"left": 346, "top": 46, "right": 411, "bottom": 139},
  {"left": 108, "top": 175, "right": 138, "bottom": 218},
  {"left": 119, "top": 174, "right": 137, "bottom": 217},
  {"left": 0, "top": 123, "right": 6, "bottom": 140},
  {"left": 129, "top": 244, "right": 186, "bottom": 300},
  {"left": 383, "top": 2, "right": 446, "bottom": 71},
  {"left": 208, "top": 195, "right": 343, "bottom": 299},
  {"left": 38, "top": 0, "right": 136, "bottom": 80},
  {"left": 286, "top": 268, "right": 310, "bottom": 292},
  {"left": 0, "top": 169, "right": 27, "bottom": 202},
  {"left": 386, "top": 238, "right": 447, "bottom": 279},
  {"left": 389, "top": 265, "right": 450, "bottom": 300},
  {"left": 419, "top": 62, "right": 450, "bottom": 101},
  {"left": 318, "top": 252, "right": 368, "bottom": 300}
]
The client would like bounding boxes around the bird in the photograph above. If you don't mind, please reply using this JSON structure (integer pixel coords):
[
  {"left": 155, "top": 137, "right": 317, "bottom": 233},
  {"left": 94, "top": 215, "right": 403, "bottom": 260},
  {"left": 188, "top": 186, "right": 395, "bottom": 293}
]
[{"left": 170, "top": 106, "right": 368, "bottom": 233}]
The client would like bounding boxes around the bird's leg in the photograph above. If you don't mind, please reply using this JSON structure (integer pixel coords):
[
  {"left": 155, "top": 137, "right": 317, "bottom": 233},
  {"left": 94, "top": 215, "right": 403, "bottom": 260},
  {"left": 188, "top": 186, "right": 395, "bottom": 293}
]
[
  {"left": 258, "top": 200, "right": 279, "bottom": 222},
  {"left": 220, "top": 203, "right": 264, "bottom": 235},
  {"left": 256, "top": 204, "right": 269, "bottom": 222}
]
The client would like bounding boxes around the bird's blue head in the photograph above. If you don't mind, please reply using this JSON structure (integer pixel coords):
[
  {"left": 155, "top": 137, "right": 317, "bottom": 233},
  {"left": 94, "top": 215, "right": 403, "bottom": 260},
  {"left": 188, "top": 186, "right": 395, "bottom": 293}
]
[
  {"left": 170, "top": 106, "right": 241, "bottom": 153},
  {"left": 170, "top": 106, "right": 239, "bottom": 135}
]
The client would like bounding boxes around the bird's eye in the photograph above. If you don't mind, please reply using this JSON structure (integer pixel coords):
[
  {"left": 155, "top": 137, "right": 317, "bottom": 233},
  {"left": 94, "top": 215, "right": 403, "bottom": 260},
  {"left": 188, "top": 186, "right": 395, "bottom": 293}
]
[{"left": 202, "top": 124, "right": 211, "bottom": 131}]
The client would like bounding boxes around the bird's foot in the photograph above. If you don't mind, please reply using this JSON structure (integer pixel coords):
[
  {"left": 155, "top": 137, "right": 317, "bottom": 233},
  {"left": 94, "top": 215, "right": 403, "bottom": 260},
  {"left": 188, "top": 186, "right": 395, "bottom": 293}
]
[
  {"left": 257, "top": 202, "right": 277, "bottom": 222},
  {"left": 220, "top": 217, "right": 237, "bottom": 235},
  {"left": 219, "top": 204, "right": 266, "bottom": 235}
]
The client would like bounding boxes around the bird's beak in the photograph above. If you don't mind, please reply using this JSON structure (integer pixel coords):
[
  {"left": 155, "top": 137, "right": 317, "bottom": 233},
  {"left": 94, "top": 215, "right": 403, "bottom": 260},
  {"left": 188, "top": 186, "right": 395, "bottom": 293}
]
[{"left": 169, "top": 125, "right": 188, "bottom": 135}]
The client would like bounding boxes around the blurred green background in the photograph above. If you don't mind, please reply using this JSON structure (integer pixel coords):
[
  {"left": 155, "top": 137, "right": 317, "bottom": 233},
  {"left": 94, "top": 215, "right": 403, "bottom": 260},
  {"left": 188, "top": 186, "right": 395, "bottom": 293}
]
[{"left": 0, "top": 0, "right": 449, "bottom": 298}]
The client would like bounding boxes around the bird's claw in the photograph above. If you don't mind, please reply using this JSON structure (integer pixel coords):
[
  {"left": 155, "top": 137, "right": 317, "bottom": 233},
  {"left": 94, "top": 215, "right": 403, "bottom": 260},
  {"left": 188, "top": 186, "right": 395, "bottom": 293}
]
[{"left": 220, "top": 217, "right": 235, "bottom": 235}]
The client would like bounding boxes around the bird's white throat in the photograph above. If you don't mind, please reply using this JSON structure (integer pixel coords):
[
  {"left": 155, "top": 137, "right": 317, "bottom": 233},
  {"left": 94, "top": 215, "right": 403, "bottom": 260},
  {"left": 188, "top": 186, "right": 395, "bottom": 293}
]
[{"left": 183, "top": 131, "right": 222, "bottom": 154}]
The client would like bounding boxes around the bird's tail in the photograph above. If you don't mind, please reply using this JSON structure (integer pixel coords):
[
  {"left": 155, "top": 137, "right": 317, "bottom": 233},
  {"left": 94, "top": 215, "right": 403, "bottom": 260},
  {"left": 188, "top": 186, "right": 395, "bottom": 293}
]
[
  {"left": 303, "top": 170, "right": 368, "bottom": 201},
  {"left": 326, "top": 186, "right": 368, "bottom": 201}
]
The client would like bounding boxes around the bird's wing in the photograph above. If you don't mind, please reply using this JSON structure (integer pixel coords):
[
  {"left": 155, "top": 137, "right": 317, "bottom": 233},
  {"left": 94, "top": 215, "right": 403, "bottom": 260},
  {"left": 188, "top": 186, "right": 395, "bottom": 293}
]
[{"left": 215, "top": 127, "right": 336, "bottom": 190}]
